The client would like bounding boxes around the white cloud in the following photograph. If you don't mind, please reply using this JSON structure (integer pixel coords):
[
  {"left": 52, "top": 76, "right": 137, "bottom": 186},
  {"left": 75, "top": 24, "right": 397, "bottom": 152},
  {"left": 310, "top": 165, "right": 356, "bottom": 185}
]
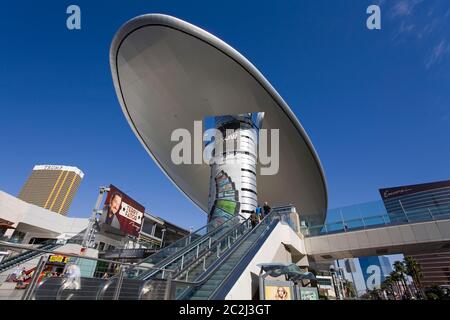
[
  {"left": 389, "top": 0, "right": 424, "bottom": 19},
  {"left": 425, "top": 40, "right": 450, "bottom": 69}
]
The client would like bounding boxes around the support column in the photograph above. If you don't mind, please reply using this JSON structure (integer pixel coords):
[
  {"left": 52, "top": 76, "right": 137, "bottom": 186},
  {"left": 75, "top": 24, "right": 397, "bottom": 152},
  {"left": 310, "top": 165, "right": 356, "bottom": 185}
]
[{"left": 208, "top": 113, "right": 263, "bottom": 224}]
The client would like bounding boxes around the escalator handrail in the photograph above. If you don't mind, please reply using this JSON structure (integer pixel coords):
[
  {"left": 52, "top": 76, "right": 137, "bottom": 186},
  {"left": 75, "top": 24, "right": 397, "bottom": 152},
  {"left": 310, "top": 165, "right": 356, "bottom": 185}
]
[
  {"left": 168, "top": 216, "right": 252, "bottom": 281},
  {"left": 207, "top": 205, "right": 296, "bottom": 299},
  {"left": 137, "top": 214, "right": 248, "bottom": 280},
  {"left": 134, "top": 213, "right": 241, "bottom": 269},
  {"left": 136, "top": 215, "right": 253, "bottom": 299},
  {"left": 167, "top": 208, "right": 283, "bottom": 298},
  {"left": 0, "top": 244, "right": 62, "bottom": 273},
  {"left": 0, "top": 239, "right": 57, "bottom": 264},
  {"left": 94, "top": 214, "right": 248, "bottom": 298},
  {"left": 208, "top": 212, "right": 281, "bottom": 299}
]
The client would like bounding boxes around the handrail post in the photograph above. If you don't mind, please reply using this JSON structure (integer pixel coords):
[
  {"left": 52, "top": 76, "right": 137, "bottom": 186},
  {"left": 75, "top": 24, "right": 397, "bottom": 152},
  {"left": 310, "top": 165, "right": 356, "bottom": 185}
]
[
  {"left": 399, "top": 200, "right": 410, "bottom": 223},
  {"left": 22, "top": 255, "right": 47, "bottom": 300},
  {"left": 428, "top": 208, "right": 434, "bottom": 220},
  {"left": 196, "top": 245, "right": 199, "bottom": 258},
  {"left": 113, "top": 266, "right": 125, "bottom": 300},
  {"left": 180, "top": 255, "right": 185, "bottom": 270},
  {"left": 164, "top": 272, "right": 172, "bottom": 300}
]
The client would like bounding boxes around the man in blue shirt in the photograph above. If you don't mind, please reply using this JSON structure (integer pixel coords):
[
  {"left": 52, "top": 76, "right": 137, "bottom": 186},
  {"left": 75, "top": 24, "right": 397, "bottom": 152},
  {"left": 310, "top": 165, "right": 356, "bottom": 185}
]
[{"left": 255, "top": 205, "right": 263, "bottom": 222}]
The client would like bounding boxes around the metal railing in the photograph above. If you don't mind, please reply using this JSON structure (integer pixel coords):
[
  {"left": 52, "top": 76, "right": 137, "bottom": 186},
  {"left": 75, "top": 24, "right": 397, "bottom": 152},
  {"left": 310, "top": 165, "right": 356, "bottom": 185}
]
[
  {"left": 172, "top": 216, "right": 253, "bottom": 284},
  {"left": 302, "top": 203, "right": 450, "bottom": 237},
  {"left": 0, "top": 241, "right": 175, "bottom": 300},
  {"left": 0, "top": 205, "right": 299, "bottom": 300},
  {"left": 132, "top": 213, "right": 239, "bottom": 270},
  {"left": 165, "top": 205, "right": 297, "bottom": 300},
  {"left": 0, "top": 228, "right": 88, "bottom": 274},
  {"left": 127, "top": 214, "right": 246, "bottom": 280}
]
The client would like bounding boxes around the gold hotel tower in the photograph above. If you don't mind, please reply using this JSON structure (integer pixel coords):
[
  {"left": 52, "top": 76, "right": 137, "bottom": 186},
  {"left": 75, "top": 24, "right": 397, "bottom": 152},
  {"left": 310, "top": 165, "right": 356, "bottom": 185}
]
[{"left": 18, "top": 165, "right": 84, "bottom": 215}]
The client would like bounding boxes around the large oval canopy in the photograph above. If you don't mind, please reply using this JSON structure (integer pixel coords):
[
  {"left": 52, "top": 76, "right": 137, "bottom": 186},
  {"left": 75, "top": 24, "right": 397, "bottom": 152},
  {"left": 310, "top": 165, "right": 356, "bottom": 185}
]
[{"left": 110, "top": 14, "right": 328, "bottom": 225}]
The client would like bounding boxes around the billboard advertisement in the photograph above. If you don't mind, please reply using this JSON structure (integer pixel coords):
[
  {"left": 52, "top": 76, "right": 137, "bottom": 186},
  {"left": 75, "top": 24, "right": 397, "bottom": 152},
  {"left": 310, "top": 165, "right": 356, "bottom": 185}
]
[{"left": 100, "top": 184, "right": 145, "bottom": 237}]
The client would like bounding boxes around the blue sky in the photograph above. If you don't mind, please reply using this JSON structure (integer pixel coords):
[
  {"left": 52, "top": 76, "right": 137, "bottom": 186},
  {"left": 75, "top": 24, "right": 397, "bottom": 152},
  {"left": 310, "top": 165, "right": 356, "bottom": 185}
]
[{"left": 0, "top": 0, "right": 449, "bottom": 230}]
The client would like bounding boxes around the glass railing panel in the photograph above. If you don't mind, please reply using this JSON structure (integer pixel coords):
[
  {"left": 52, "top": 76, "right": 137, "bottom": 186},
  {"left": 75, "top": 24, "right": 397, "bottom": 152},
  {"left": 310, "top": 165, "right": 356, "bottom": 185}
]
[
  {"left": 325, "top": 221, "right": 345, "bottom": 233},
  {"left": 138, "top": 215, "right": 239, "bottom": 267},
  {"left": 361, "top": 215, "right": 386, "bottom": 227},
  {"left": 405, "top": 208, "right": 433, "bottom": 222},
  {"left": 346, "top": 218, "right": 365, "bottom": 230},
  {"left": 430, "top": 204, "right": 450, "bottom": 219},
  {"left": 137, "top": 216, "right": 250, "bottom": 281}
]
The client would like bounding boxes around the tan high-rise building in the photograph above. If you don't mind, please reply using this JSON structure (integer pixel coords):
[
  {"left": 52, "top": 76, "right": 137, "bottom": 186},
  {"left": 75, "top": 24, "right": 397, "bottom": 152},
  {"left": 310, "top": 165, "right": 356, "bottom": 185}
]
[{"left": 18, "top": 165, "right": 84, "bottom": 215}]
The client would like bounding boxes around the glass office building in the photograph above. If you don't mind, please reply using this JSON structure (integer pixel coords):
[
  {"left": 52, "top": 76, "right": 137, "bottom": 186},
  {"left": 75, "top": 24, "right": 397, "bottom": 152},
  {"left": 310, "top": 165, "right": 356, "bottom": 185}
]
[
  {"left": 379, "top": 179, "right": 450, "bottom": 286},
  {"left": 379, "top": 180, "right": 450, "bottom": 223}
]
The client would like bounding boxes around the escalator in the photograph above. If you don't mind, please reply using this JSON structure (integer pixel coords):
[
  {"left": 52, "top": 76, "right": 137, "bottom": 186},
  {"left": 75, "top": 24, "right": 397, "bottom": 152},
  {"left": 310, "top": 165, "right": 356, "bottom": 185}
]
[
  {"left": 129, "top": 213, "right": 247, "bottom": 279},
  {"left": 33, "top": 205, "right": 296, "bottom": 300},
  {"left": 0, "top": 241, "right": 61, "bottom": 274},
  {"left": 33, "top": 214, "right": 248, "bottom": 299},
  {"left": 172, "top": 206, "right": 287, "bottom": 300},
  {"left": 0, "top": 229, "right": 86, "bottom": 275}
]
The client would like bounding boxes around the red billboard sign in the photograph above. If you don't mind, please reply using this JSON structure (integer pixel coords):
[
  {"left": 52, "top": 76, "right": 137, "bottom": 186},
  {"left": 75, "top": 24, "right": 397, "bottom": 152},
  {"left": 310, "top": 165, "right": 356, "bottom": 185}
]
[{"left": 100, "top": 184, "right": 145, "bottom": 237}]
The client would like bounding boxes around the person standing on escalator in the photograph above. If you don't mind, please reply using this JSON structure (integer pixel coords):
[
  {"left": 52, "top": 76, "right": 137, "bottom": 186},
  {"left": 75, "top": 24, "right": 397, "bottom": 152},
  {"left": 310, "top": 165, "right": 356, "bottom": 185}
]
[
  {"left": 263, "top": 202, "right": 271, "bottom": 220},
  {"left": 250, "top": 210, "right": 258, "bottom": 229},
  {"left": 255, "top": 205, "right": 263, "bottom": 222}
]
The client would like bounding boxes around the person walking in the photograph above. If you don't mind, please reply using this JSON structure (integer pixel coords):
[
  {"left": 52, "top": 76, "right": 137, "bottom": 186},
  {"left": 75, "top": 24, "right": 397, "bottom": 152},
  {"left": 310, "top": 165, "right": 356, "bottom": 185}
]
[
  {"left": 255, "top": 205, "right": 263, "bottom": 222},
  {"left": 250, "top": 210, "right": 258, "bottom": 229},
  {"left": 15, "top": 268, "right": 27, "bottom": 289},
  {"left": 62, "top": 263, "right": 81, "bottom": 290},
  {"left": 262, "top": 202, "right": 271, "bottom": 219}
]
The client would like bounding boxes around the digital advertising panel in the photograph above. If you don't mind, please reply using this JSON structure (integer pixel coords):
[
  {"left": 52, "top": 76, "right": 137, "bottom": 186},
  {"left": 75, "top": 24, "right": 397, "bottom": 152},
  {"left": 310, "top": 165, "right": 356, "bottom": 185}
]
[{"left": 100, "top": 184, "right": 145, "bottom": 238}]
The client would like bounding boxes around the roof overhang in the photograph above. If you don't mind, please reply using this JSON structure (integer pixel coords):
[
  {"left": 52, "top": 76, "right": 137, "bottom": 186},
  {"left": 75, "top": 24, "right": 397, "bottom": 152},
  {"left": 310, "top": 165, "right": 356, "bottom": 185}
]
[{"left": 110, "top": 14, "right": 328, "bottom": 225}]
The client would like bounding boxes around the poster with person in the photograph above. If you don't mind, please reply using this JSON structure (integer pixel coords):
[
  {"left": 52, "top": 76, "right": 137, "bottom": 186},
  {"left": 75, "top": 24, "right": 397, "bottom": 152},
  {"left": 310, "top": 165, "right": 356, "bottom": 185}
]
[
  {"left": 100, "top": 184, "right": 145, "bottom": 237},
  {"left": 264, "top": 285, "right": 293, "bottom": 300}
]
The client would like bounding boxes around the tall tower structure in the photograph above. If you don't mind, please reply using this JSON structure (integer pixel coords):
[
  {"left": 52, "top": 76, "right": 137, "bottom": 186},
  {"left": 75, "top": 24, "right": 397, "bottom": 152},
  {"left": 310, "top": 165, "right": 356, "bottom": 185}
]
[
  {"left": 207, "top": 113, "right": 263, "bottom": 224},
  {"left": 18, "top": 165, "right": 84, "bottom": 215}
]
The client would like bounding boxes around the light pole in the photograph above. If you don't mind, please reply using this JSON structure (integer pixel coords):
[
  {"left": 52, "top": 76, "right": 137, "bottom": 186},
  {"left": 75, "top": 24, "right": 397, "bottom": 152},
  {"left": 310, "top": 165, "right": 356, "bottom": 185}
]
[
  {"left": 160, "top": 228, "right": 166, "bottom": 248},
  {"left": 81, "top": 186, "right": 109, "bottom": 249},
  {"left": 329, "top": 265, "right": 342, "bottom": 300}
]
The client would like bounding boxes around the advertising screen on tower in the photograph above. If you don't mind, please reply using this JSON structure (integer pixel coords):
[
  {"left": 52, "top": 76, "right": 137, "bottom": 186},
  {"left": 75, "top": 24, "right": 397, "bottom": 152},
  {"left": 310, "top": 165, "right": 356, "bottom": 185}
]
[{"left": 100, "top": 184, "right": 145, "bottom": 237}]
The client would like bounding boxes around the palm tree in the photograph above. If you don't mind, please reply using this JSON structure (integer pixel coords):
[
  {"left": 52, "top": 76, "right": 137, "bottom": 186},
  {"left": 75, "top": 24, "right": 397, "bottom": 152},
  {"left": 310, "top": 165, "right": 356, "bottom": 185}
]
[
  {"left": 404, "top": 256, "right": 424, "bottom": 299},
  {"left": 381, "top": 276, "right": 395, "bottom": 300},
  {"left": 343, "top": 280, "right": 357, "bottom": 299},
  {"left": 389, "top": 270, "right": 404, "bottom": 299},
  {"left": 393, "top": 260, "right": 411, "bottom": 299}
]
